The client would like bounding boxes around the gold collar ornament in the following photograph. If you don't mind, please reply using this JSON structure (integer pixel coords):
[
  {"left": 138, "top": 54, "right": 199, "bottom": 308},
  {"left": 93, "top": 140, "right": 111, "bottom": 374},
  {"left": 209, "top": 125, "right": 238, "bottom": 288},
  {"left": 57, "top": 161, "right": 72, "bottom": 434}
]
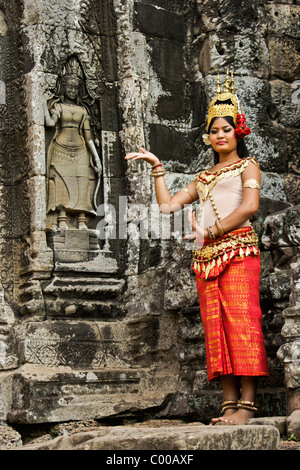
[{"left": 203, "top": 69, "right": 251, "bottom": 144}]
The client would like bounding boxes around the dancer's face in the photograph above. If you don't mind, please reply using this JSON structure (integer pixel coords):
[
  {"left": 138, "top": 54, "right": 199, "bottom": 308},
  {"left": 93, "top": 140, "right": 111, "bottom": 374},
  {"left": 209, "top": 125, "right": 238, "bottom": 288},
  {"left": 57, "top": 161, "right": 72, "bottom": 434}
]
[{"left": 209, "top": 118, "right": 238, "bottom": 154}]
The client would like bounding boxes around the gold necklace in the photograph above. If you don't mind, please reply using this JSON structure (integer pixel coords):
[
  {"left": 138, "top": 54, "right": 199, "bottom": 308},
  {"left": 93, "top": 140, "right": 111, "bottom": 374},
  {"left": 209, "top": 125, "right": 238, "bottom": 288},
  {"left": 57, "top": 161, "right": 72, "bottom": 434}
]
[
  {"left": 217, "top": 159, "right": 239, "bottom": 167},
  {"left": 209, "top": 160, "right": 240, "bottom": 174}
]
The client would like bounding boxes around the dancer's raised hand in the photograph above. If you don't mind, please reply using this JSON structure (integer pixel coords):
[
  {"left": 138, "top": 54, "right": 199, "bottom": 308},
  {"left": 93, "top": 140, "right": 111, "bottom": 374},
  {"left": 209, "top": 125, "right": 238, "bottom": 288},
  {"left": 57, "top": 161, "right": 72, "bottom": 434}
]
[{"left": 125, "top": 147, "right": 160, "bottom": 167}]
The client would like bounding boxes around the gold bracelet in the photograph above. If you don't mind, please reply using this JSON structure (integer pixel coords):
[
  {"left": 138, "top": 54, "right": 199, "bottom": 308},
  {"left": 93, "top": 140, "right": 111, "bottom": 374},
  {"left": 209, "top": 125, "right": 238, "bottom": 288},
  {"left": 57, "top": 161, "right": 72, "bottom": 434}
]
[
  {"left": 150, "top": 169, "right": 166, "bottom": 177},
  {"left": 207, "top": 226, "right": 216, "bottom": 240},
  {"left": 215, "top": 219, "right": 224, "bottom": 237},
  {"left": 152, "top": 163, "right": 163, "bottom": 170}
]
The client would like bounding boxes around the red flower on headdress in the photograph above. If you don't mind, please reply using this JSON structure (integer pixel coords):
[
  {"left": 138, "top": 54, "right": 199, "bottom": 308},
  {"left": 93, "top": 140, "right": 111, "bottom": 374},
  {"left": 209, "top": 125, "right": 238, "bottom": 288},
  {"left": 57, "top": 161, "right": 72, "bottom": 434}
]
[{"left": 235, "top": 113, "right": 251, "bottom": 140}]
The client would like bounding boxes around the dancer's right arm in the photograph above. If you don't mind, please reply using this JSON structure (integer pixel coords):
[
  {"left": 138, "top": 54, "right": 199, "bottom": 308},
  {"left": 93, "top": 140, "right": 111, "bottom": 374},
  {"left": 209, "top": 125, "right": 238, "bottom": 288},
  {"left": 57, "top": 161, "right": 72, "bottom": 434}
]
[{"left": 125, "top": 148, "right": 198, "bottom": 214}]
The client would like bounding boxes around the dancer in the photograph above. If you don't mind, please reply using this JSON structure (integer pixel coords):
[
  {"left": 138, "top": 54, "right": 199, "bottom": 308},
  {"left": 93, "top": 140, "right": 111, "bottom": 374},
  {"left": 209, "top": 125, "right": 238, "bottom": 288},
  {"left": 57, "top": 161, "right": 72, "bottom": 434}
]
[{"left": 125, "top": 70, "right": 269, "bottom": 425}]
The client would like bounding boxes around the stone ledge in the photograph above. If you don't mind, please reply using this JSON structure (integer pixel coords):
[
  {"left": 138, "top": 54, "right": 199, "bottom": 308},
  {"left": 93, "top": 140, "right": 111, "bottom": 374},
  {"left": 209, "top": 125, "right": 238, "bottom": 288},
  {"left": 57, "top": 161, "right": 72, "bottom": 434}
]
[
  {"left": 7, "top": 365, "right": 171, "bottom": 425},
  {"left": 17, "top": 424, "right": 280, "bottom": 451},
  {"left": 247, "top": 416, "right": 287, "bottom": 435}
]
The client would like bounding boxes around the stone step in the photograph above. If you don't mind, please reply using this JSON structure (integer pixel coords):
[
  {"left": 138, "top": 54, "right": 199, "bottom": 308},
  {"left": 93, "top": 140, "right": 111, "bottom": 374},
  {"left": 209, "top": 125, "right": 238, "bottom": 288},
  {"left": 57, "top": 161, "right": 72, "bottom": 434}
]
[{"left": 17, "top": 423, "right": 281, "bottom": 450}]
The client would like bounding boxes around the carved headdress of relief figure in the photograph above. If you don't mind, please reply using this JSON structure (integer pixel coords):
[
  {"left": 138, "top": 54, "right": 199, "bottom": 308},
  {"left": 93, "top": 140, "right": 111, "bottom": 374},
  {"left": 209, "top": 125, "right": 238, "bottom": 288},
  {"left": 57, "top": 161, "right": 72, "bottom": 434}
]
[{"left": 60, "top": 56, "right": 84, "bottom": 100}]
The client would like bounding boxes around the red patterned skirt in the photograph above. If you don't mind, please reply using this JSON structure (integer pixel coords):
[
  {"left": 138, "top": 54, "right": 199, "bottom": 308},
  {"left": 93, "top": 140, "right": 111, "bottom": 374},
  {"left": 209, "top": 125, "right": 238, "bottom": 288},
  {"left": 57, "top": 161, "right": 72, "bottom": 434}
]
[{"left": 195, "top": 250, "right": 269, "bottom": 382}]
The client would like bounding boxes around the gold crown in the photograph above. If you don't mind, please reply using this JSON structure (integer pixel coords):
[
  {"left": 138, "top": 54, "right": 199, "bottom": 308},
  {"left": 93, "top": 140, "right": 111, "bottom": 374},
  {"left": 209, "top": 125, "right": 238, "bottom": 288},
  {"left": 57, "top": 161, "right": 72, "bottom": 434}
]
[{"left": 206, "top": 69, "right": 241, "bottom": 131}]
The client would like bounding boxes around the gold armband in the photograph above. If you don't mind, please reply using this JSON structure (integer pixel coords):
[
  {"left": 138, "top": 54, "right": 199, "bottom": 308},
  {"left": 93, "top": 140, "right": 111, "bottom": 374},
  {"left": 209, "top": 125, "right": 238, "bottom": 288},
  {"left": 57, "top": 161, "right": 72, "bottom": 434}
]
[
  {"left": 180, "top": 187, "right": 194, "bottom": 200},
  {"left": 243, "top": 179, "right": 260, "bottom": 190}
]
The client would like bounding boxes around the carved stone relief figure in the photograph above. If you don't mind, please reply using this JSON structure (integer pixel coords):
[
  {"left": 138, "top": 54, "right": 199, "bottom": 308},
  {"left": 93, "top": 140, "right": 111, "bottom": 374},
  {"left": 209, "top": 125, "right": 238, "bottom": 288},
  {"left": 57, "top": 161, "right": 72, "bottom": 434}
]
[{"left": 44, "top": 56, "right": 102, "bottom": 230}]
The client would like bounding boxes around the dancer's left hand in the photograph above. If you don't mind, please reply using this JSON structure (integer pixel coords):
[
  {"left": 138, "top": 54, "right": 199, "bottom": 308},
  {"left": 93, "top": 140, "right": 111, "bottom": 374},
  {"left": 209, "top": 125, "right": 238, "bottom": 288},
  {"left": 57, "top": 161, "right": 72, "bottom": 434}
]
[{"left": 184, "top": 207, "right": 205, "bottom": 241}]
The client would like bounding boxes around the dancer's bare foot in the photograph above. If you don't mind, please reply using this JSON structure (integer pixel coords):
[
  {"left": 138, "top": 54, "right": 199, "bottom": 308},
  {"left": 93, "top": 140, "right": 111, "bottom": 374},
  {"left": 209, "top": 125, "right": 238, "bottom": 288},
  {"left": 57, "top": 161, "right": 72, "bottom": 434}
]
[
  {"left": 209, "top": 408, "right": 237, "bottom": 426},
  {"left": 228, "top": 408, "right": 255, "bottom": 425},
  {"left": 210, "top": 408, "right": 255, "bottom": 426}
]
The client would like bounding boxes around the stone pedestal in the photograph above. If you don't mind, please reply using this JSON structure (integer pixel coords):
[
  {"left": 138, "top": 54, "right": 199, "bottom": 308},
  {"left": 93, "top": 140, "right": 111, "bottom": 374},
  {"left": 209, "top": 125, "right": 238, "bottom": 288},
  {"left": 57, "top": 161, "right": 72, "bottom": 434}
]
[
  {"left": 46, "top": 229, "right": 101, "bottom": 264},
  {"left": 42, "top": 228, "right": 125, "bottom": 318}
]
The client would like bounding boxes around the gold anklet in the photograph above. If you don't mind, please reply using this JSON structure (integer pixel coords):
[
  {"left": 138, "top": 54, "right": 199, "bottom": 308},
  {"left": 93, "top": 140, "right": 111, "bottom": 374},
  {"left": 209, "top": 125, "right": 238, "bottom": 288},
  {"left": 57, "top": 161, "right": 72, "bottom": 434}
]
[
  {"left": 221, "top": 400, "right": 238, "bottom": 414},
  {"left": 237, "top": 400, "right": 258, "bottom": 412}
]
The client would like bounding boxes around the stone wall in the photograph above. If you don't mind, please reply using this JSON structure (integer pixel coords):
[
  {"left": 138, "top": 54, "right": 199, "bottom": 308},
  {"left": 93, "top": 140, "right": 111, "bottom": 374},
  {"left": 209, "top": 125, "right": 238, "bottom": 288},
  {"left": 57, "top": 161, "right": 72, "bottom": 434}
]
[{"left": 0, "top": 0, "right": 299, "bottom": 425}]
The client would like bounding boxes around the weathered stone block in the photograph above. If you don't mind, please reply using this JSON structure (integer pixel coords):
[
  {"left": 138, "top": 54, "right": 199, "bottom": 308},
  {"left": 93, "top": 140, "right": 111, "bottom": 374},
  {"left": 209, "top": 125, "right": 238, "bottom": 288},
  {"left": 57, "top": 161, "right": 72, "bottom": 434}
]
[
  {"left": 0, "top": 325, "right": 18, "bottom": 370},
  {"left": 286, "top": 389, "right": 300, "bottom": 417},
  {"left": 266, "top": 4, "right": 300, "bottom": 39},
  {"left": 270, "top": 80, "right": 300, "bottom": 128},
  {"left": 0, "top": 372, "right": 14, "bottom": 422},
  {"left": 7, "top": 365, "right": 169, "bottom": 424},
  {"left": 164, "top": 267, "right": 198, "bottom": 311},
  {"left": 15, "top": 320, "right": 131, "bottom": 369},
  {"left": 46, "top": 229, "right": 101, "bottom": 264},
  {"left": 0, "top": 424, "right": 22, "bottom": 449},
  {"left": 199, "top": 32, "right": 269, "bottom": 78},
  {"left": 148, "top": 37, "right": 185, "bottom": 83},
  {"left": 155, "top": 81, "right": 191, "bottom": 123},
  {"left": 247, "top": 416, "right": 287, "bottom": 436},
  {"left": 147, "top": 124, "right": 199, "bottom": 171}
]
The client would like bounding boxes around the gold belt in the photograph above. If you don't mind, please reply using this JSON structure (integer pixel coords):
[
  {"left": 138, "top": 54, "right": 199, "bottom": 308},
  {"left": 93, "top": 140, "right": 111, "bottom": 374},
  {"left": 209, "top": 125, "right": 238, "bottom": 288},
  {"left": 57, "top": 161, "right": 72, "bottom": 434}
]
[{"left": 192, "top": 226, "right": 259, "bottom": 279}]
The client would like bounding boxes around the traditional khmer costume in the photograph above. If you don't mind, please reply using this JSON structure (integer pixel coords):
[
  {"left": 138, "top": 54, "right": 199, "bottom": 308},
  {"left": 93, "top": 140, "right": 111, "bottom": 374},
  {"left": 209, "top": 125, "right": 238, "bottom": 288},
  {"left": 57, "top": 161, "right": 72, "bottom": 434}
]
[{"left": 192, "top": 71, "right": 269, "bottom": 382}]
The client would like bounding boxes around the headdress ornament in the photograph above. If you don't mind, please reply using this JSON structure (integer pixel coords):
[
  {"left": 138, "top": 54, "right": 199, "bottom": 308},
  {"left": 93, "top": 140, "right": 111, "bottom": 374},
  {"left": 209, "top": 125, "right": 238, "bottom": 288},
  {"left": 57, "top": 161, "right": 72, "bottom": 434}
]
[
  {"left": 62, "top": 55, "right": 84, "bottom": 84},
  {"left": 204, "top": 69, "right": 251, "bottom": 142}
]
